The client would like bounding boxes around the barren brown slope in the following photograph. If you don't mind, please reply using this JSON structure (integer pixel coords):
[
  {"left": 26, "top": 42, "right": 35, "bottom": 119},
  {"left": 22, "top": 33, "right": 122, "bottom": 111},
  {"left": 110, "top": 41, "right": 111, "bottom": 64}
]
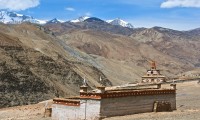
[
  {"left": 0, "top": 23, "right": 112, "bottom": 87},
  {"left": 130, "top": 27, "right": 200, "bottom": 67},
  {"left": 0, "top": 24, "right": 112, "bottom": 108},
  {"left": 0, "top": 31, "right": 83, "bottom": 108},
  {"left": 56, "top": 29, "right": 192, "bottom": 85}
]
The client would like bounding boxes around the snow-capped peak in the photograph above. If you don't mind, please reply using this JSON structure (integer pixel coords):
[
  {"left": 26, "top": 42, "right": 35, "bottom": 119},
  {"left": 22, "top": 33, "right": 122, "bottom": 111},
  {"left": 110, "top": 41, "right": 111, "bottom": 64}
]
[
  {"left": 70, "top": 16, "right": 90, "bottom": 23},
  {"left": 107, "top": 18, "right": 134, "bottom": 28},
  {"left": 47, "top": 18, "right": 64, "bottom": 24},
  {"left": 0, "top": 10, "right": 135, "bottom": 28},
  {"left": 0, "top": 10, "right": 47, "bottom": 24}
]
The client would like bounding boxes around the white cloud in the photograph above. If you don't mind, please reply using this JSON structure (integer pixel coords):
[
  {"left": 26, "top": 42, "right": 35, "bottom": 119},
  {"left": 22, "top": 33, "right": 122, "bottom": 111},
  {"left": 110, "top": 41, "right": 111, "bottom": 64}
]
[
  {"left": 161, "top": 0, "right": 200, "bottom": 8},
  {"left": 65, "top": 7, "right": 75, "bottom": 11},
  {"left": 0, "top": 0, "right": 40, "bottom": 11}
]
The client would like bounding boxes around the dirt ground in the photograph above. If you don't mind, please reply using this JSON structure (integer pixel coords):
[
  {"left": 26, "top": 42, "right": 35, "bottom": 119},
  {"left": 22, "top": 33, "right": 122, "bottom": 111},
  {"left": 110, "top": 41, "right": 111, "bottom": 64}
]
[
  {"left": 0, "top": 81, "right": 199, "bottom": 120},
  {"left": 0, "top": 100, "right": 52, "bottom": 120}
]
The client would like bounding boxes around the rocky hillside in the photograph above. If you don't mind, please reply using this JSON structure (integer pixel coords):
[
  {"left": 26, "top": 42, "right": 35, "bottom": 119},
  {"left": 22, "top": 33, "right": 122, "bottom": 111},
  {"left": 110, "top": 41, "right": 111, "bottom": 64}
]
[
  {"left": 130, "top": 27, "right": 200, "bottom": 67},
  {"left": 44, "top": 22, "right": 200, "bottom": 84},
  {"left": 0, "top": 23, "right": 112, "bottom": 108},
  {"left": 54, "top": 29, "right": 193, "bottom": 84}
]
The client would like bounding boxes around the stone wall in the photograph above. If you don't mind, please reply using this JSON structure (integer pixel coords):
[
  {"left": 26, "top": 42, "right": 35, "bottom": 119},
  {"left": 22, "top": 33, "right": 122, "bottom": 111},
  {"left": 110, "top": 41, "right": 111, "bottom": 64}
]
[{"left": 100, "top": 94, "right": 176, "bottom": 117}]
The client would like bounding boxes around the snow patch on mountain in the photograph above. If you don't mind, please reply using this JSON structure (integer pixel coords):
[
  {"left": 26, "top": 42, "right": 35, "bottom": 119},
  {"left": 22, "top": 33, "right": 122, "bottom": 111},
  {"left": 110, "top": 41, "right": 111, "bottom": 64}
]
[
  {"left": 70, "top": 16, "right": 90, "bottom": 23},
  {"left": 0, "top": 10, "right": 46, "bottom": 24},
  {"left": 35, "top": 19, "right": 47, "bottom": 24},
  {"left": 107, "top": 18, "right": 134, "bottom": 28},
  {"left": 47, "top": 18, "right": 64, "bottom": 24}
]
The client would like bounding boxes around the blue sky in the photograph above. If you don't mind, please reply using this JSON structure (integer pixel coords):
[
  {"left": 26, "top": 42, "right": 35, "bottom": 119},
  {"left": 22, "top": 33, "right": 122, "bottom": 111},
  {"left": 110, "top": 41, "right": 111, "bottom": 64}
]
[{"left": 1, "top": 0, "right": 200, "bottom": 30}]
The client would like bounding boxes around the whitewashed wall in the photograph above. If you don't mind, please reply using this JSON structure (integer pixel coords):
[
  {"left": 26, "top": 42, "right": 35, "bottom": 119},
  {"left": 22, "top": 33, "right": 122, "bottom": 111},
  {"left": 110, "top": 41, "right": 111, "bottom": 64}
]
[{"left": 52, "top": 99, "right": 101, "bottom": 120}]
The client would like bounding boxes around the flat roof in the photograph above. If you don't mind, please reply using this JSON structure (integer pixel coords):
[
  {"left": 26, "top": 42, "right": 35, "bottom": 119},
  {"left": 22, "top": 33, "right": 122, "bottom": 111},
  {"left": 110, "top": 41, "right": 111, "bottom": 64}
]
[
  {"left": 80, "top": 88, "right": 175, "bottom": 99},
  {"left": 142, "top": 76, "right": 166, "bottom": 78}
]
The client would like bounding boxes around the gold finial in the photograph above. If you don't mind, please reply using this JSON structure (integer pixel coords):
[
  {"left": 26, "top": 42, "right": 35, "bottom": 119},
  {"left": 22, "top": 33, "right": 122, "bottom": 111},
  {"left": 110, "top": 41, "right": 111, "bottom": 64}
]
[{"left": 150, "top": 60, "right": 156, "bottom": 69}]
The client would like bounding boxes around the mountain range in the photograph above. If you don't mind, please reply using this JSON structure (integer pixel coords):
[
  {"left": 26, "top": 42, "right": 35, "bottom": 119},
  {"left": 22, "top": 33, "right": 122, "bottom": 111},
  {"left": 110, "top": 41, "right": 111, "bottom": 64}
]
[
  {"left": 0, "top": 10, "right": 200, "bottom": 108},
  {"left": 0, "top": 10, "right": 46, "bottom": 24},
  {"left": 0, "top": 10, "right": 134, "bottom": 28}
]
